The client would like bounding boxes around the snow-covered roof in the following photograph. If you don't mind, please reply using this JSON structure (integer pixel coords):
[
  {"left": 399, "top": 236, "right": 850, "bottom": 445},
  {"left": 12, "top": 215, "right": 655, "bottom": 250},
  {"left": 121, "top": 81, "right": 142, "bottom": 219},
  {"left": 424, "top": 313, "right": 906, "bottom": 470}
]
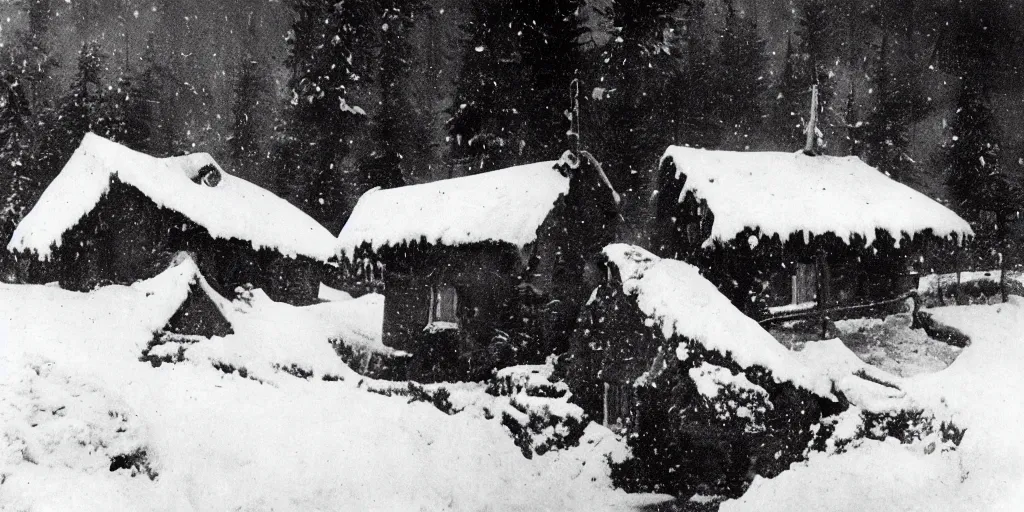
[
  {"left": 8, "top": 133, "right": 337, "bottom": 261},
  {"left": 661, "top": 146, "right": 974, "bottom": 247},
  {"left": 603, "top": 243, "right": 833, "bottom": 397},
  {"left": 336, "top": 161, "right": 569, "bottom": 256}
]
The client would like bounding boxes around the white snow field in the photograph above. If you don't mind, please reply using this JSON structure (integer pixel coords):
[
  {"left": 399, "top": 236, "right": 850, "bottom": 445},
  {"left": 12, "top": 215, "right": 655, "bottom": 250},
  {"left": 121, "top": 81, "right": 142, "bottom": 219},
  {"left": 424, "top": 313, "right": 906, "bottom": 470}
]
[
  {"left": 0, "top": 265, "right": 664, "bottom": 512},
  {"left": 660, "top": 146, "right": 973, "bottom": 247},
  {"left": 723, "top": 298, "right": 1024, "bottom": 512}
]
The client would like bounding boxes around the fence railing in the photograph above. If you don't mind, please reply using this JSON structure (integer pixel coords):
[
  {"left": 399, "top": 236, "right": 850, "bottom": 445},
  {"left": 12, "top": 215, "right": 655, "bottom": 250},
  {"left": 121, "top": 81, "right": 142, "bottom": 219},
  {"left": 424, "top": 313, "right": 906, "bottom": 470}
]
[{"left": 758, "top": 291, "right": 922, "bottom": 334}]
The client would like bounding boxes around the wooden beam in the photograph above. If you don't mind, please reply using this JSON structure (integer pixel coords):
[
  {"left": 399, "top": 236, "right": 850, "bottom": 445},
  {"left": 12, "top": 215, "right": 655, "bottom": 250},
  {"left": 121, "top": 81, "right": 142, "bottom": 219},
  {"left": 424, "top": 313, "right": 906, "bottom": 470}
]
[{"left": 804, "top": 84, "right": 820, "bottom": 155}]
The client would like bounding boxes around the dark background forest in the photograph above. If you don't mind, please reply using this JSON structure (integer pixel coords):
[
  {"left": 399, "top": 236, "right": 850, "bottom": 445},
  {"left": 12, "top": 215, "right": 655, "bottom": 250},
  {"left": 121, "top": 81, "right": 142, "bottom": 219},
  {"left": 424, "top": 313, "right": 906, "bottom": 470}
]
[{"left": 0, "top": 0, "right": 1021, "bottom": 241}]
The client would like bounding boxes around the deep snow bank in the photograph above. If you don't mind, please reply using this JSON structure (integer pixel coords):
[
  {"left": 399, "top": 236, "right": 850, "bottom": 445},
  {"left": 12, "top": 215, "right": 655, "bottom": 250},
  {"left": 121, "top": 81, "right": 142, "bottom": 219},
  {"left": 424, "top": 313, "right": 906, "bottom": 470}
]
[
  {"left": 724, "top": 299, "right": 1024, "bottom": 512},
  {"left": 0, "top": 273, "right": 661, "bottom": 511}
]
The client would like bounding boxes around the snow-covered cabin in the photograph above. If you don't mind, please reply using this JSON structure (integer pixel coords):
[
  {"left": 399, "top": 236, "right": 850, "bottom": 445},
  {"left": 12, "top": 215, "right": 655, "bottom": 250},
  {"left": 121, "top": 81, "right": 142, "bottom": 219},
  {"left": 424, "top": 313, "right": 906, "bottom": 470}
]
[
  {"left": 337, "top": 153, "right": 619, "bottom": 382},
  {"left": 651, "top": 146, "right": 974, "bottom": 316},
  {"left": 557, "top": 244, "right": 836, "bottom": 496},
  {"left": 6, "top": 134, "right": 337, "bottom": 305}
]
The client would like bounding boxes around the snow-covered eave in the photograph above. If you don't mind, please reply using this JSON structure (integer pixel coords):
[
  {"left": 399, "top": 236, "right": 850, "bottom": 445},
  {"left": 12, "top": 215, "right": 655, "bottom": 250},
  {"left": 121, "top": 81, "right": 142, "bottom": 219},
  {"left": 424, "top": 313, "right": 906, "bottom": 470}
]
[
  {"left": 7, "top": 194, "right": 334, "bottom": 263},
  {"left": 6, "top": 134, "right": 338, "bottom": 262},
  {"left": 700, "top": 224, "right": 974, "bottom": 251},
  {"left": 337, "top": 233, "right": 543, "bottom": 261},
  {"left": 336, "top": 160, "right": 570, "bottom": 259},
  {"left": 658, "top": 147, "right": 975, "bottom": 250}
]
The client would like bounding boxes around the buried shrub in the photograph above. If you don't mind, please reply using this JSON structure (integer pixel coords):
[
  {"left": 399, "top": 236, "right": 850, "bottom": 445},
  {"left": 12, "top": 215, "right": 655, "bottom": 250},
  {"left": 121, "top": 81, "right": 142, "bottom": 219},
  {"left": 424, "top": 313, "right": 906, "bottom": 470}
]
[
  {"left": 500, "top": 393, "right": 587, "bottom": 458},
  {"left": 109, "top": 447, "right": 158, "bottom": 481},
  {"left": 363, "top": 381, "right": 461, "bottom": 415},
  {"left": 330, "top": 337, "right": 410, "bottom": 380},
  {"left": 608, "top": 341, "right": 825, "bottom": 499},
  {"left": 139, "top": 332, "right": 204, "bottom": 367},
  {"left": 810, "top": 406, "right": 967, "bottom": 456}
]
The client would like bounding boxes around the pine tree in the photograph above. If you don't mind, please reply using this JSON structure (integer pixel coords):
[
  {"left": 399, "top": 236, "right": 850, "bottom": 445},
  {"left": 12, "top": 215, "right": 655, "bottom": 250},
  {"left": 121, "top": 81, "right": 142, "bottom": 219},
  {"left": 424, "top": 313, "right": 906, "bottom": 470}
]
[
  {"left": 768, "top": 35, "right": 808, "bottom": 149},
  {"left": 104, "top": 73, "right": 152, "bottom": 151},
  {"left": 939, "top": 0, "right": 1015, "bottom": 217},
  {"left": 448, "top": 0, "right": 586, "bottom": 175},
  {"left": 670, "top": 1, "right": 718, "bottom": 149},
  {"left": 134, "top": 33, "right": 176, "bottom": 156},
  {"left": 40, "top": 42, "right": 109, "bottom": 178},
  {"left": 279, "top": 0, "right": 374, "bottom": 231},
  {"left": 713, "top": 0, "right": 768, "bottom": 150},
  {"left": 944, "top": 79, "right": 1006, "bottom": 214},
  {"left": 230, "top": 21, "right": 270, "bottom": 172},
  {"left": 360, "top": 0, "right": 429, "bottom": 191},
  {"left": 596, "top": 0, "right": 686, "bottom": 205},
  {"left": 7, "top": 0, "right": 59, "bottom": 108},
  {"left": 792, "top": 0, "right": 836, "bottom": 151},
  {"left": 862, "top": 35, "right": 926, "bottom": 183},
  {"left": 0, "top": 73, "right": 35, "bottom": 241}
]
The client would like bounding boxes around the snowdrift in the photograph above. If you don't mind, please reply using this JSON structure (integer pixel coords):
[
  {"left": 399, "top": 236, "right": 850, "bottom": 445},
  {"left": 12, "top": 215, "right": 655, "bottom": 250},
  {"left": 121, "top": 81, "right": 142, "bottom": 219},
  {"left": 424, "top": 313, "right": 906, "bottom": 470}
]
[{"left": 0, "top": 268, "right": 661, "bottom": 511}]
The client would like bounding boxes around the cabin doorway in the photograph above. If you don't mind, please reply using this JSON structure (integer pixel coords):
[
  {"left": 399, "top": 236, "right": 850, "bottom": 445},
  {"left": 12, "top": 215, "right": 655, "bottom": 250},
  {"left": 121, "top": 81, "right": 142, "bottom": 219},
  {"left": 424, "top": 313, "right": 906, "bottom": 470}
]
[{"left": 792, "top": 263, "right": 817, "bottom": 304}]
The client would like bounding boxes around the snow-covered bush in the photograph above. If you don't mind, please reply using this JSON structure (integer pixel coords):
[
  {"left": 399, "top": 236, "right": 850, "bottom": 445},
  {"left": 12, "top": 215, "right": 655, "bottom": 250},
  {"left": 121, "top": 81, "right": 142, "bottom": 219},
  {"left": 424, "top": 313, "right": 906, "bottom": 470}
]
[
  {"left": 608, "top": 340, "right": 825, "bottom": 499},
  {"left": 488, "top": 362, "right": 569, "bottom": 398},
  {"left": 362, "top": 381, "right": 462, "bottom": 415},
  {"left": 330, "top": 337, "right": 410, "bottom": 380},
  {"left": 500, "top": 392, "right": 587, "bottom": 458},
  {"left": 809, "top": 406, "right": 966, "bottom": 456},
  {"left": 559, "top": 245, "right": 836, "bottom": 499}
]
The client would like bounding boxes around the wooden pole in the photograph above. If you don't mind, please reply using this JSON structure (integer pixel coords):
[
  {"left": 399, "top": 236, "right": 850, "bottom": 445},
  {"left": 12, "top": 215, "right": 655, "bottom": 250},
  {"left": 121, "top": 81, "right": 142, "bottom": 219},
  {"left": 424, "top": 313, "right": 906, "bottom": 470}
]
[
  {"left": 816, "top": 247, "right": 831, "bottom": 339},
  {"left": 804, "top": 84, "right": 819, "bottom": 155},
  {"left": 999, "top": 215, "right": 1008, "bottom": 303}
]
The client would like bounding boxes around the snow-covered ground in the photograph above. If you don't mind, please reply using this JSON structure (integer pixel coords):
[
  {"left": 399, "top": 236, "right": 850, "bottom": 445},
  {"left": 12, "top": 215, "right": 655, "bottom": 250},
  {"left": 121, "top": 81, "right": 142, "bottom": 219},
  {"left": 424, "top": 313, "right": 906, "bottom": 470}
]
[
  {"left": 0, "top": 272, "right": 665, "bottom": 511},
  {"left": 832, "top": 314, "right": 962, "bottom": 378},
  {"left": 5, "top": 260, "right": 1024, "bottom": 511},
  {"left": 724, "top": 299, "right": 1024, "bottom": 512}
]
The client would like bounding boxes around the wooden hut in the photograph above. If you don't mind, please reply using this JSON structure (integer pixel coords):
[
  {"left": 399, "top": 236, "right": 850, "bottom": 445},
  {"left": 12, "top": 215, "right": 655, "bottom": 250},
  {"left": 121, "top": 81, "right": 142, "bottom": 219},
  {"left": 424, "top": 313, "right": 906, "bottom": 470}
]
[
  {"left": 650, "top": 146, "right": 974, "bottom": 320},
  {"left": 336, "top": 152, "right": 619, "bottom": 382},
  {"left": 6, "top": 134, "right": 337, "bottom": 305}
]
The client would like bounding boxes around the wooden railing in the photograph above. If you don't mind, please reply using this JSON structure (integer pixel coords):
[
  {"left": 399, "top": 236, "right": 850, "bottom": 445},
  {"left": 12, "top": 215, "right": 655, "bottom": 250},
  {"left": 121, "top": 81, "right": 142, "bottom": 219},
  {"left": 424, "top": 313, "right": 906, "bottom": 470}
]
[{"left": 758, "top": 291, "right": 922, "bottom": 335}]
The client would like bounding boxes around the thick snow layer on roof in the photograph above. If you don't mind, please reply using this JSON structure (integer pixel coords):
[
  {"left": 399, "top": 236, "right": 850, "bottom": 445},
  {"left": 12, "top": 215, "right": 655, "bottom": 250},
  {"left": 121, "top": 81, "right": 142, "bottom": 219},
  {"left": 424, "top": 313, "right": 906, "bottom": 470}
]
[
  {"left": 603, "top": 244, "right": 833, "bottom": 397},
  {"left": 661, "top": 146, "right": 974, "bottom": 247},
  {"left": 8, "top": 133, "right": 337, "bottom": 261},
  {"left": 337, "top": 161, "right": 569, "bottom": 255}
]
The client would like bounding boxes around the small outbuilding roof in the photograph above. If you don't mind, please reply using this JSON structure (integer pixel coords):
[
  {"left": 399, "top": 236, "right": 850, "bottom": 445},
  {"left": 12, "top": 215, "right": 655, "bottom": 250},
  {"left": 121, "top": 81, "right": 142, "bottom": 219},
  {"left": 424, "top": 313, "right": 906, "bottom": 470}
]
[
  {"left": 660, "top": 146, "right": 974, "bottom": 247},
  {"left": 7, "top": 133, "right": 337, "bottom": 261},
  {"left": 336, "top": 161, "right": 570, "bottom": 256},
  {"left": 602, "top": 243, "right": 834, "bottom": 398}
]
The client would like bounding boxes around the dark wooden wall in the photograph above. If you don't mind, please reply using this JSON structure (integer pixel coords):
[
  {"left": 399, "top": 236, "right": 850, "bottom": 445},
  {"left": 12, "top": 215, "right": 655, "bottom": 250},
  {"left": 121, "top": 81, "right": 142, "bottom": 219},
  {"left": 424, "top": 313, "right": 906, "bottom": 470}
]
[{"left": 12, "top": 176, "right": 323, "bottom": 305}]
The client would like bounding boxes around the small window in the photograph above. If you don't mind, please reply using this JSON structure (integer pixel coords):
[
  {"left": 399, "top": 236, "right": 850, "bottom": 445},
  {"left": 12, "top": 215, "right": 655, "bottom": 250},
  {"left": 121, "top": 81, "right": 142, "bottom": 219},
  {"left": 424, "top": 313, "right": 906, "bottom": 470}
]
[{"left": 428, "top": 283, "right": 460, "bottom": 328}]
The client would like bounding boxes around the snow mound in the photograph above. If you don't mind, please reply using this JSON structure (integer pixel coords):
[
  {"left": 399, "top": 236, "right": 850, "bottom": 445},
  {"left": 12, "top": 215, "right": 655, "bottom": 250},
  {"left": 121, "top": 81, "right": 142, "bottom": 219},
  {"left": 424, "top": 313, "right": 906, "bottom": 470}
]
[
  {"left": 603, "top": 244, "right": 833, "bottom": 397},
  {"left": 722, "top": 438, "right": 963, "bottom": 512},
  {"left": 725, "top": 300, "right": 1024, "bottom": 511},
  {"left": 661, "top": 146, "right": 973, "bottom": 247},
  {"left": 337, "top": 160, "right": 569, "bottom": 255},
  {"left": 183, "top": 291, "right": 387, "bottom": 382},
  {"left": 793, "top": 339, "right": 908, "bottom": 413},
  {"left": 8, "top": 133, "right": 337, "bottom": 261},
  {"left": 0, "top": 277, "right": 658, "bottom": 511}
]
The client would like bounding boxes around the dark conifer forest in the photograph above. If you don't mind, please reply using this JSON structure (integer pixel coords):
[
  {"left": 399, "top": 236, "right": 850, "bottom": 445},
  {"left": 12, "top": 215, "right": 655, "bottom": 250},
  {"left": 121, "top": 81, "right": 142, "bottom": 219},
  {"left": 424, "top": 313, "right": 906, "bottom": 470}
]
[{"left": 1, "top": 0, "right": 1022, "bottom": 238}]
